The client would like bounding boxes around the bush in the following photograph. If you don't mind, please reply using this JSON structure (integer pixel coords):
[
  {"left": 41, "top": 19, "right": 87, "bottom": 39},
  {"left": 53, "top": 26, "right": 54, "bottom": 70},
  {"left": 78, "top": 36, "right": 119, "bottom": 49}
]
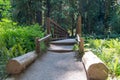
[
  {"left": 0, "top": 19, "right": 45, "bottom": 79},
  {"left": 85, "top": 38, "right": 120, "bottom": 79}
]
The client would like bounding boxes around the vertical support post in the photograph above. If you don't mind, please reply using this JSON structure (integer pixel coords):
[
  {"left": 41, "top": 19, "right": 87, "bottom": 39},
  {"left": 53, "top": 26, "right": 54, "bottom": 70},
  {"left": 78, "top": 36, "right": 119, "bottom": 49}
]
[
  {"left": 79, "top": 38, "right": 84, "bottom": 54},
  {"left": 47, "top": 17, "right": 51, "bottom": 34},
  {"left": 77, "top": 16, "right": 82, "bottom": 36},
  {"left": 76, "top": 16, "right": 84, "bottom": 57},
  {"left": 35, "top": 37, "right": 40, "bottom": 55}
]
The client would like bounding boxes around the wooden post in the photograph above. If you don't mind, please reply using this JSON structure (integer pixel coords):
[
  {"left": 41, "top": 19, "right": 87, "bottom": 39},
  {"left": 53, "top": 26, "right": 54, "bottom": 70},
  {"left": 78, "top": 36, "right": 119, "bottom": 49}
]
[
  {"left": 47, "top": 17, "right": 51, "bottom": 34},
  {"left": 35, "top": 37, "right": 40, "bottom": 55},
  {"left": 79, "top": 38, "right": 84, "bottom": 54},
  {"left": 45, "top": 36, "right": 50, "bottom": 46},
  {"left": 77, "top": 16, "right": 82, "bottom": 36}
]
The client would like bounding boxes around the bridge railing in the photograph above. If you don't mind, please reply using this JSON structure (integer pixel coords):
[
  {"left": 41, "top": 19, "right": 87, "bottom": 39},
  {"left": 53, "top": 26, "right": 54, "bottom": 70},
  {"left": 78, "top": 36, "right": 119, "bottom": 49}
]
[
  {"left": 35, "top": 17, "right": 69, "bottom": 55},
  {"left": 46, "top": 17, "right": 69, "bottom": 40},
  {"left": 35, "top": 34, "right": 51, "bottom": 55}
]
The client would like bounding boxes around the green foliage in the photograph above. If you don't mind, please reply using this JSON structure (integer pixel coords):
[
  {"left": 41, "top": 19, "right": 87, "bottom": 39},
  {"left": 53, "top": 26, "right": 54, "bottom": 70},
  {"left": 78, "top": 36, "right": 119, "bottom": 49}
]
[
  {"left": 40, "top": 42, "right": 47, "bottom": 53},
  {"left": 0, "top": 19, "right": 45, "bottom": 79},
  {"left": 0, "top": 0, "right": 11, "bottom": 19},
  {"left": 86, "top": 38, "right": 120, "bottom": 79},
  {"left": 0, "top": 0, "right": 120, "bottom": 35},
  {"left": 73, "top": 44, "right": 79, "bottom": 51},
  {"left": 110, "top": 3, "right": 120, "bottom": 34},
  {"left": 11, "top": 0, "right": 42, "bottom": 24},
  {"left": 50, "top": 0, "right": 78, "bottom": 35},
  {"left": 0, "top": 0, "right": 119, "bottom": 35},
  {"left": 88, "top": 39, "right": 103, "bottom": 48}
]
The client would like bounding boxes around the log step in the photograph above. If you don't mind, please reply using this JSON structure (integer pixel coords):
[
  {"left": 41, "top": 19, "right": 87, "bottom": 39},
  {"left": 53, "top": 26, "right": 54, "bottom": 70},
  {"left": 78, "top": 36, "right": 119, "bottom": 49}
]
[
  {"left": 48, "top": 45, "right": 74, "bottom": 52},
  {"left": 50, "top": 39, "right": 76, "bottom": 45}
]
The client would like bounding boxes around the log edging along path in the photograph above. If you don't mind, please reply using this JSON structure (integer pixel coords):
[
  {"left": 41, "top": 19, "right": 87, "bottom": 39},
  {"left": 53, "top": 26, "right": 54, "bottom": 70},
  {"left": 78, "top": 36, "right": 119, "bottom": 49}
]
[
  {"left": 5, "top": 38, "right": 108, "bottom": 80},
  {"left": 6, "top": 38, "right": 88, "bottom": 80},
  {"left": 82, "top": 51, "right": 109, "bottom": 80},
  {"left": 10, "top": 51, "right": 87, "bottom": 80}
]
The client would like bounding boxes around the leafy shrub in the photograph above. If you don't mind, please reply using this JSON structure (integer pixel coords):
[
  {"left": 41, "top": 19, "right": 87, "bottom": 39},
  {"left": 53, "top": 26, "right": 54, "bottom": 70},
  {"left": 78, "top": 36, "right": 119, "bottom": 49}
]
[
  {"left": 85, "top": 38, "right": 120, "bottom": 79},
  {"left": 0, "top": 19, "right": 45, "bottom": 79}
]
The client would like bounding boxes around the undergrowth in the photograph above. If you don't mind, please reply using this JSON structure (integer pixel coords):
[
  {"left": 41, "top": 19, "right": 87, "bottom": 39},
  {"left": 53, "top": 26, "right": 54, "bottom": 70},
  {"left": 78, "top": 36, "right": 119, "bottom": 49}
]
[
  {"left": 0, "top": 19, "right": 45, "bottom": 79},
  {"left": 85, "top": 37, "right": 120, "bottom": 79}
]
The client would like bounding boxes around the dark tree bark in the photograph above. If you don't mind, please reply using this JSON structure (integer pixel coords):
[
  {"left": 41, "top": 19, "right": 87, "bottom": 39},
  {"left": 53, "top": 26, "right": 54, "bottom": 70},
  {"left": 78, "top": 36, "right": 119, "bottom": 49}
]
[
  {"left": 46, "top": 0, "right": 50, "bottom": 17},
  {"left": 71, "top": 14, "right": 75, "bottom": 37},
  {"left": 36, "top": 11, "right": 42, "bottom": 25},
  {"left": 104, "top": 0, "right": 111, "bottom": 34},
  {"left": 36, "top": 0, "right": 42, "bottom": 25}
]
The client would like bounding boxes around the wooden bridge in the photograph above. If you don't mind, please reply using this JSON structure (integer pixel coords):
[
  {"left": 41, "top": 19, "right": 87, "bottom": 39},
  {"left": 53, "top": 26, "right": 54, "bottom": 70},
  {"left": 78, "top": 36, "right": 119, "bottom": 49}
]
[{"left": 6, "top": 16, "right": 108, "bottom": 80}]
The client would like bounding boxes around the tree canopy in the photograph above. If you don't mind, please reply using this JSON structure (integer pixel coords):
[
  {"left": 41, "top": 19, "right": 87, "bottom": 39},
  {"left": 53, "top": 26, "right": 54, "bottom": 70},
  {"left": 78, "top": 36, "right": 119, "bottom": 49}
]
[{"left": 0, "top": 0, "right": 120, "bottom": 35}]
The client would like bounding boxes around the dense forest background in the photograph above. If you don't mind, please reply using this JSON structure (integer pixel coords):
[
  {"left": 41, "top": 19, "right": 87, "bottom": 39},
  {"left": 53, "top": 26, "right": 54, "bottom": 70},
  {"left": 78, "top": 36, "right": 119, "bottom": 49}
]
[
  {"left": 0, "top": 0, "right": 120, "bottom": 79},
  {"left": 0, "top": 0, "right": 120, "bottom": 36}
]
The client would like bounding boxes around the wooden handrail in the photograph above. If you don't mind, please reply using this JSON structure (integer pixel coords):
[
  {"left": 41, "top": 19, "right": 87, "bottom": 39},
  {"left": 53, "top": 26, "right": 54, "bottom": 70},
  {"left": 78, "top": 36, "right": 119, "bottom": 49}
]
[
  {"left": 48, "top": 18, "right": 68, "bottom": 34},
  {"left": 35, "top": 34, "right": 51, "bottom": 55},
  {"left": 46, "top": 17, "right": 69, "bottom": 39},
  {"left": 38, "top": 34, "right": 51, "bottom": 42}
]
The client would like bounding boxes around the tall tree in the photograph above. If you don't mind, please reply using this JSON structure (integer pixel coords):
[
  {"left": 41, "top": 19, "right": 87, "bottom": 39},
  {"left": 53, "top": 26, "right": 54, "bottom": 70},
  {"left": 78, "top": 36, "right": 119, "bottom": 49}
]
[
  {"left": 11, "top": 0, "right": 42, "bottom": 25},
  {"left": 46, "top": 0, "right": 50, "bottom": 17}
]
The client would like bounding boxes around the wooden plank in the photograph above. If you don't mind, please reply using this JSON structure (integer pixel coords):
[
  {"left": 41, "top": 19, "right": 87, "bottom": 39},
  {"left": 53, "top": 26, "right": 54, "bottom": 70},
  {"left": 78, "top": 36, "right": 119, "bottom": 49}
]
[{"left": 38, "top": 34, "right": 51, "bottom": 42}]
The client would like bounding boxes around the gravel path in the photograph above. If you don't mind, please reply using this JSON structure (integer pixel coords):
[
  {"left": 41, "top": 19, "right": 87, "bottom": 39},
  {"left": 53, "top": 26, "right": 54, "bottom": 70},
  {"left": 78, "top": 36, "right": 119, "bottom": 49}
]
[{"left": 12, "top": 51, "right": 87, "bottom": 80}]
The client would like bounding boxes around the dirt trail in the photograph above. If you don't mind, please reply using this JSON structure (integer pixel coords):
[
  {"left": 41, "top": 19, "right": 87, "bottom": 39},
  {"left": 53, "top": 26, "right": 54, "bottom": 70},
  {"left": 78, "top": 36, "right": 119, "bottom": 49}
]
[
  {"left": 10, "top": 52, "right": 87, "bottom": 80},
  {"left": 7, "top": 39, "right": 87, "bottom": 80}
]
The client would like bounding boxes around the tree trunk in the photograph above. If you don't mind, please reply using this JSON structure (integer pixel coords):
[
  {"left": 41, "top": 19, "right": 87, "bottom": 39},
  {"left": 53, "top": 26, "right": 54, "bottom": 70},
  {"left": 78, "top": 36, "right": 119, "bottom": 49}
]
[
  {"left": 104, "top": 0, "right": 111, "bottom": 34},
  {"left": 36, "top": 11, "right": 42, "bottom": 25},
  {"left": 6, "top": 51, "right": 37, "bottom": 74},
  {"left": 82, "top": 51, "right": 109, "bottom": 80},
  {"left": 36, "top": 0, "right": 42, "bottom": 25},
  {"left": 71, "top": 14, "right": 75, "bottom": 37},
  {"left": 57, "top": 1, "right": 62, "bottom": 25},
  {"left": 46, "top": 0, "right": 50, "bottom": 17}
]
